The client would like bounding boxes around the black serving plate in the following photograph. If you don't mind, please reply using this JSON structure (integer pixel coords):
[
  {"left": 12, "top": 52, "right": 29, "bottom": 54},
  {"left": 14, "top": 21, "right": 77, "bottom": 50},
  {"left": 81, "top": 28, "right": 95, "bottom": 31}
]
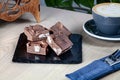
[
  {"left": 83, "top": 19, "right": 120, "bottom": 41},
  {"left": 12, "top": 33, "right": 82, "bottom": 64}
]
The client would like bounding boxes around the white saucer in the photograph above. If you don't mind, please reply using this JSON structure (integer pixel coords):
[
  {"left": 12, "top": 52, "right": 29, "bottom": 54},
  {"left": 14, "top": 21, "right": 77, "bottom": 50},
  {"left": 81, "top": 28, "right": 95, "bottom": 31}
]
[{"left": 83, "top": 19, "right": 120, "bottom": 41}]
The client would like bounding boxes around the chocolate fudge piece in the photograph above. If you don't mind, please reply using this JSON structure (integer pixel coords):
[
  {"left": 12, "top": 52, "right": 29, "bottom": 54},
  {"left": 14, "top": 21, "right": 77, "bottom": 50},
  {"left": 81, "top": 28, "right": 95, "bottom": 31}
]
[
  {"left": 26, "top": 40, "right": 48, "bottom": 55},
  {"left": 46, "top": 33, "right": 73, "bottom": 56},
  {"left": 46, "top": 35, "right": 62, "bottom": 55},
  {"left": 24, "top": 25, "right": 49, "bottom": 41},
  {"left": 50, "top": 22, "right": 71, "bottom": 36}
]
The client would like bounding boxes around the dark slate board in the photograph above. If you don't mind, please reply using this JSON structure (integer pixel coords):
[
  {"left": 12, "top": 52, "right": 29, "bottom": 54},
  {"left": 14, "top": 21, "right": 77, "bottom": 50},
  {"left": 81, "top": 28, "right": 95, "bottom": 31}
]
[{"left": 12, "top": 33, "right": 82, "bottom": 64}]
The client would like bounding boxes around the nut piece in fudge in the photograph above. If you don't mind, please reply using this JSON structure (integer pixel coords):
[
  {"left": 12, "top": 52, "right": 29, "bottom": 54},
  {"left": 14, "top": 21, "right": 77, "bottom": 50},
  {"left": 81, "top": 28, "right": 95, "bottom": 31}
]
[
  {"left": 46, "top": 33, "right": 73, "bottom": 56},
  {"left": 26, "top": 40, "right": 48, "bottom": 55},
  {"left": 50, "top": 22, "right": 71, "bottom": 36},
  {"left": 24, "top": 25, "right": 49, "bottom": 41}
]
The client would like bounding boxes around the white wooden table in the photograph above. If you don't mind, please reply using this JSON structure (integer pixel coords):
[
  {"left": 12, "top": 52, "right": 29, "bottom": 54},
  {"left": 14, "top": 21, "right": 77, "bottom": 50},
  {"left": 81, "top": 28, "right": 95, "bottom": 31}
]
[{"left": 0, "top": 6, "right": 120, "bottom": 80}]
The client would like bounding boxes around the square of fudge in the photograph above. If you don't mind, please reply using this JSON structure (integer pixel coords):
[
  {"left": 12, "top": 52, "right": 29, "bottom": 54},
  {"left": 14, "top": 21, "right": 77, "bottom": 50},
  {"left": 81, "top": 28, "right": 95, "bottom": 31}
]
[
  {"left": 24, "top": 25, "right": 49, "bottom": 41},
  {"left": 46, "top": 33, "right": 73, "bottom": 56},
  {"left": 50, "top": 22, "right": 71, "bottom": 36},
  {"left": 26, "top": 40, "right": 48, "bottom": 55}
]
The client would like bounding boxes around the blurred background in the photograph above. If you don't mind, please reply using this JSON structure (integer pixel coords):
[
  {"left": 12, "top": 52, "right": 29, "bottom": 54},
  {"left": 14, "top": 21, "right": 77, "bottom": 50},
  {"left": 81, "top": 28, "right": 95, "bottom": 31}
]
[
  {"left": 41, "top": 0, "right": 46, "bottom": 6},
  {"left": 40, "top": 0, "right": 120, "bottom": 14}
]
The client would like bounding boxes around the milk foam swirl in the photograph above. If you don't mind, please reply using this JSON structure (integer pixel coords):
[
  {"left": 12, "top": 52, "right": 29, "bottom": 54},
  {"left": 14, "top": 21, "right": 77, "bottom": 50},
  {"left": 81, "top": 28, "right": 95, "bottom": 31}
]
[{"left": 93, "top": 3, "right": 120, "bottom": 17}]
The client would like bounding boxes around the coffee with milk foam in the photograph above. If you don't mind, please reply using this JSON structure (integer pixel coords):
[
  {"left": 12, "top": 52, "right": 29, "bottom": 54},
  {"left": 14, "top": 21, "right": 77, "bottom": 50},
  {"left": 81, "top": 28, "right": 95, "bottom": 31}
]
[{"left": 93, "top": 3, "right": 120, "bottom": 17}]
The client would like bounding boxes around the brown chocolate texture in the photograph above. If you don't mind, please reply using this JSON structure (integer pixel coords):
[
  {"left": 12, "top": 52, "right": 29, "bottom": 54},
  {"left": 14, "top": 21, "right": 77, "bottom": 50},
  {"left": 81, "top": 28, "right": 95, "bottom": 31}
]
[
  {"left": 26, "top": 40, "right": 48, "bottom": 55},
  {"left": 24, "top": 25, "right": 49, "bottom": 41},
  {"left": 50, "top": 22, "right": 71, "bottom": 36},
  {"left": 24, "top": 22, "right": 73, "bottom": 56},
  {"left": 46, "top": 33, "right": 73, "bottom": 56}
]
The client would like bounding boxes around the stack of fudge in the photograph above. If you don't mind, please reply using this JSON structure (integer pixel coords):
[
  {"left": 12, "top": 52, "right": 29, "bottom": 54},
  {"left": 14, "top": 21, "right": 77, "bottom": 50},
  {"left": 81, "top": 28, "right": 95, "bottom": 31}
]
[{"left": 24, "top": 22, "right": 73, "bottom": 56}]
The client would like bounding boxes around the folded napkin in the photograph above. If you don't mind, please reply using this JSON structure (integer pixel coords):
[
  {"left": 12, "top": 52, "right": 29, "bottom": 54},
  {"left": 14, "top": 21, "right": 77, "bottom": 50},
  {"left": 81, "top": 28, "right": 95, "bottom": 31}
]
[{"left": 66, "top": 50, "right": 120, "bottom": 80}]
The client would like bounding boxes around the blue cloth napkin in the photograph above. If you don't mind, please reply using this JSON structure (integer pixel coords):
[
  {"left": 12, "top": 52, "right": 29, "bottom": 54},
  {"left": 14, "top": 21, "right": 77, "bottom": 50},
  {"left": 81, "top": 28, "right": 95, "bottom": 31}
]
[{"left": 66, "top": 50, "right": 120, "bottom": 80}]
